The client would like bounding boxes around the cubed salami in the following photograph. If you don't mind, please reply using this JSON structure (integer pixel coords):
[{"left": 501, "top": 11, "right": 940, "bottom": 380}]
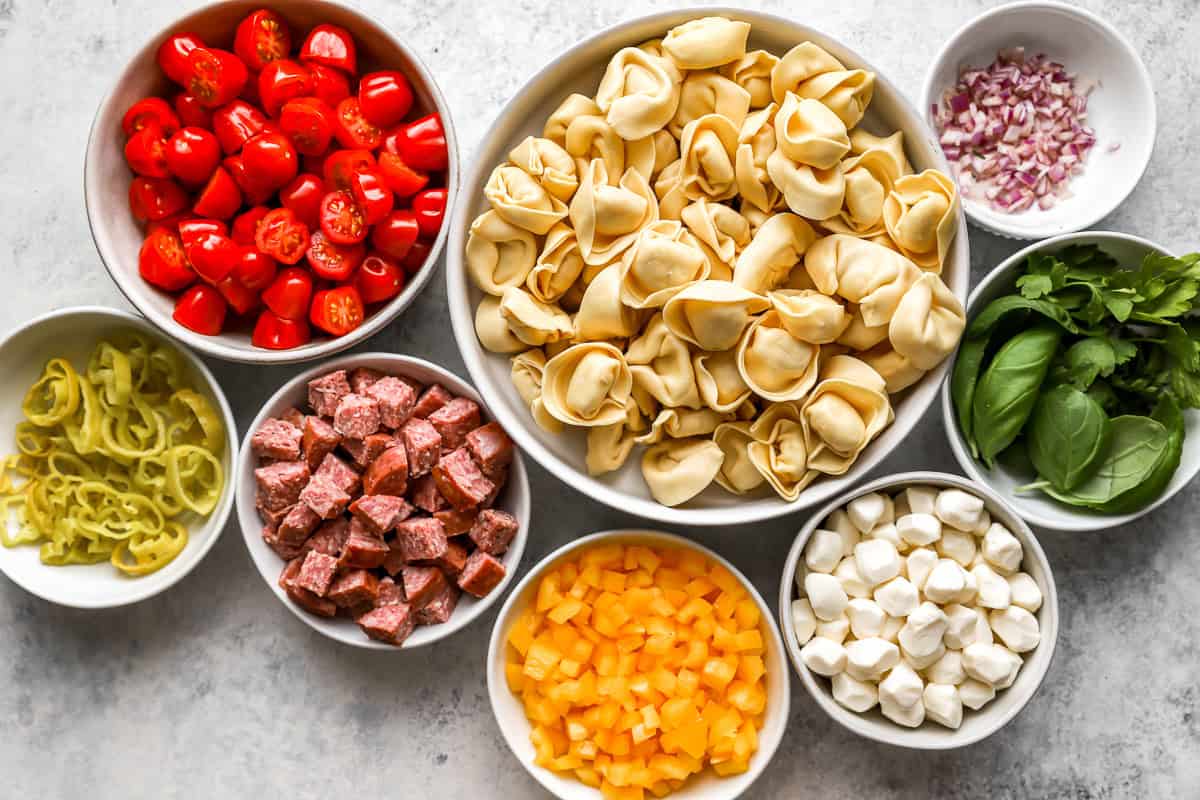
[
  {"left": 342, "top": 432, "right": 397, "bottom": 468},
  {"left": 432, "top": 539, "right": 470, "bottom": 575},
  {"left": 333, "top": 393, "right": 382, "bottom": 439},
  {"left": 394, "top": 517, "right": 448, "bottom": 562},
  {"left": 256, "top": 497, "right": 291, "bottom": 527},
  {"left": 308, "top": 370, "right": 351, "bottom": 418},
  {"left": 481, "top": 469, "right": 506, "bottom": 508},
  {"left": 300, "top": 475, "right": 351, "bottom": 519},
  {"left": 304, "top": 518, "right": 350, "bottom": 557},
  {"left": 341, "top": 530, "right": 389, "bottom": 569},
  {"left": 366, "top": 376, "right": 418, "bottom": 429},
  {"left": 328, "top": 569, "right": 380, "bottom": 608},
  {"left": 434, "top": 508, "right": 477, "bottom": 536},
  {"left": 362, "top": 446, "right": 409, "bottom": 496},
  {"left": 468, "top": 509, "right": 519, "bottom": 556},
  {"left": 280, "top": 557, "right": 337, "bottom": 617},
  {"left": 251, "top": 418, "right": 303, "bottom": 461},
  {"left": 382, "top": 542, "right": 407, "bottom": 577},
  {"left": 415, "top": 583, "right": 460, "bottom": 625},
  {"left": 313, "top": 452, "right": 361, "bottom": 495},
  {"left": 255, "top": 461, "right": 310, "bottom": 512},
  {"left": 400, "top": 418, "right": 442, "bottom": 478},
  {"left": 376, "top": 576, "right": 405, "bottom": 605},
  {"left": 402, "top": 565, "right": 448, "bottom": 609},
  {"left": 433, "top": 448, "right": 495, "bottom": 511},
  {"left": 302, "top": 416, "right": 341, "bottom": 471},
  {"left": 349, "top": 494, "right": 412, "bottom": 535},
  {"left": 412, "top": 384, "right": 452, "bottom": 418},
  {"left": 457, "top": 550, "right": 507, "bottom": 598},
  {"left": 280, "top": 407, "right": 307, "bottom": 429},
  {"left": 278, "top": 502, "right": 321, "bottom": 545},
  {"left": 296, "top": 550, "right": 339, "bottom": 596},
  {"left": 465, "top": 422, "right": 514, "bottom": 480},
  {"left": 427, "top": 398, "right": 481, "bottom": 450},
  {"left": 359, "top": 603, "right": 415, "bottom": 645},
  {"left": 409, "top": 474, "right": 448, "bottom": 513},
  {"left": 349, "top": 367, "right": 384, "bottom": 394},
  {"left": 263, "top": 523, "right": 303, "bottom": 561}
]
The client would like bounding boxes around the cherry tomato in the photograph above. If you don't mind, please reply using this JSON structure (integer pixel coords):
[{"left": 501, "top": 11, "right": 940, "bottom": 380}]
[
  {"left": 370, "top": 209, "right": 419, "bottom": 260},
  {"left": 307, "top": 63, "right": 351, "bottom": 107},
  {"left": 349, "top": 168, "right": 393, "bottom": 224},
  {"left": 279, "top": 173, "right": 325, "bottom": 228},
  {"left": 232, "top": 206, "right": 271, "bottom": 245},
  {"left": 129, "top": 177, "right": 188, "bottom": 222},
  {"left": 216, "top": 274, "right": 260, "bottom": 315},
  {"left": 212, "top": 99, "right": 268, "bottom": 154},
  {"left": 305, "top": 230, "right": 365, "bottom": 281},
  {"left": 179, "top": 218, "right": 226, "bottom": 244},
  {"left": 354, "top": 253, "right": 405, "bottom": 304},
  {"left": 322, "top": 149, "right": 375, "bottom": 191},
  {"left": 157, "top": 33, "right": 205, "bottom": 86},
  {"left": 186, "top": 47, "right": 249, "bottom": 108},
  {"left": 255, "top": 208, "right": 310, "bottom": 264},
  {"left": 147, "top": 212, "right": 190, "bottom": 236},
  {"left": 193, "top": 166, "right": 243, "bottom": 219},
  {"left": 173, "top": 92, "right": 212, "bottom": 129},
  {"left": 164, "top": 126, "right": 220, "bottom": 186},
  {"left": 310, "top": 286, "right": 365, "bottom": 336},
  {"left": 242, "top": 131, "right": 298, "bottom": 190},
  {"left": 234, "top": 8, "right": 291, "bottom": 73},
  {"left": 222, "top": 154, "right": 275, "bottom": 206},
  {"left": 257, "top": 59, "right": 310, "bottom": 117},
  {"left": 400, "top": 239, "right": 432, "bottom": 275},
  {"left": 319, "top": 190, "right": 366, "bottom": 245},
  {"left": 299, "top": 24, "right": 357, "bottom": 74},
  {"left": 173, "top": 284, "right": 227, "bottom": 335},
  {"left": 262, "top": 266, "right": 314, "bottom": 320},
  {"left": 387, "top": 114, "right": 448, "bottom": 171},
  {"left": 124, "top": 123, "right": 171, "bottom": 178},
  {"left": 122, "top": 97, "right": 180, "bottom": 138},
  {"left": 411, "top": 188, "right": 448, "bottom": 239},
  {"left": 332, "top": 97, "right": 382, "bottom": 150},
  {"left": 233, "top": 246, "right": 278, "bottom": 290},
  {"left": 377, "top": 152, "right": 428, "bottom": 198},
  {"left": 252, "top": 310, "right": 311, "bottom": 349},
  {"left": 278, "top": 97, "right": 334, "bottom": 156},
  {"left": 138, "top": 228, "right": 195, "bottom": 291},
  {"left": 358, "top": 71, "right": 414, "bottom": 129},
  {"left": 180, "top": 222, "right": 238, "bottom": 284}
]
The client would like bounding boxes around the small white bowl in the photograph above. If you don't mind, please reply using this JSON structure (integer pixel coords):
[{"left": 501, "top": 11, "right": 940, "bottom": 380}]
[
  {"left": 85, "top": 0, "right": 459, "bottom": 364},
  {"left": 488, "top": 529, "right": 789, "bottom": 800},
  {"left": 942, "top": 231, "right": 1200, "bottom": 532},
  {"left": 921, "top": 1, "right": 1155, "bottom": 239},
  {"left": 0, "top": 306, "right": 238, "bottom": 608},
  {"left": 237, "top": 352, "right": 530, "bottom": 649},
  {"left": 447, "top": 6, "right": 969, "bottom": 526},
  {"left": 779, "top": 471, "right": 1059, "bottom": 749}
]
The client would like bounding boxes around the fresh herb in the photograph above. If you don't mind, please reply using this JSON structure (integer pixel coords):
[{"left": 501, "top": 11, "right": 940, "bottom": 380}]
[
  {"left": 1032, "top": 415, "right": 1171, "bottom": 509},
  {"left": 1025, "top": 385, "right": 1109, "bottom": 492},
  {"left": 971, "top": 324, "right": 1062, "bottom": 467}
]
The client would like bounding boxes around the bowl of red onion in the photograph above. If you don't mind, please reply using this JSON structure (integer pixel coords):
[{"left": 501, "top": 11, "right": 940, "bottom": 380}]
[{"left": 920, "top": 1, "right": 1155, "bottom": 240}]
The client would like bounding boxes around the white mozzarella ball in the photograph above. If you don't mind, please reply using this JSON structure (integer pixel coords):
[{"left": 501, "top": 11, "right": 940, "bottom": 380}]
[
  {"left": 954, "top": 565, "right": 978, "bottom": 605},
  {"left": 923, "top": 559, "right": 967, "bottom": 604},
  {"left": 881, "top": 614, "right": 904, "bottom": 643},
  {"left": 903, "top": 640, "right": 945, "bottom": 671},
  {"left": 868, "top": 522, "right": 903, "bottom": 551},
  {"left": 844, "top": 637, "right": 900, "bottom": 682},
  {"left": 898, "top": 601, "right": 948, "bottom": 658},
  {"left": 982, "top": 523, "right": 1023, "bottom": 575},
  {"left": 958, "top": 678, "right": 996, "bottom": 710},
  {"left": 831, "top": 672, "right": 879, "bottom": 713},
  {"left": 989, "top": 606, "right": 1041, "bottom": 653},
  {"left": 854, "top": 539, "right": 901, "bottom": 586},
  {"left": 846, "top": 598, "right": 887, "bottom": 639},
  {"left": 848, "top": 492, "right": 892, "bottom": 534},
  {"left": 971, "top": 509, "right": 992, "bottom": 536},
  {"left": 1007, "top": 572, "right": 1043, "bottom": 612},
  {"left": 972, "top": 563, "right": 1012, "bottom": 610},
  {"left": 896, "top": 513, "right": 942, "bottom": 546},
  {"left": 881, "top": 693, "right": 926, "bottom": 727},
  {"left": 834, "top": 556, "right": 872, "bottom": 598},
  {"left": 825, "top": 508, "right": 861, "bottom": 556},
  {"left": 937, "top": 528, "right": 977, "bottom": 567},
  {"left": 874, "top": 576, "right": 919, "bottom": 618},
  {"left": 878, "top": 661, "right": 924, "bottom": 708},
  {"left": 923, "top": 683, "right": 964, "bottom": 729},
  {"left": 972, "top": 607, "right": 994, "bottom": 646},
  {"left": 934, "top": 489, "right": 986, "bottom": 531},
  {"left": 805, "top": 529, "right": 845, "bottom": 573},
  {"left": 942, "top": 604, "right": 981, "bottom": 650},
  {"left": 805, "top": 573, "right": 848, "bottom": 621},
  {"left": 790, "top": 598, "right": 817, "bottom": 644},
  {"left": 816, "top": 614, "right": 850, "bottom": 645},
  {"left": 902, "top": 485, "right": 938, "bottom": 516},
  {"left": 801, "top": 637, "right": 847, "bottom": 676},
  {"left": 962, "top": 642, "right": 1022, "bottom": 688},
  {"left": 925, "top": 650, "right": 966, "bottom": 685},
  {"left": 905, "top": 547, "right": 938, "bottom": 592}
]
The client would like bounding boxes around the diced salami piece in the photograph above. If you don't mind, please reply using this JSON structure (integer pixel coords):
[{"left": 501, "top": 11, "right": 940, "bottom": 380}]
[
  {"left": 300, "top": 475, "right": 351, "bottom": 519},
  {"left": 400, "top": 418, "right": 442, "bottom": 478},
  {"left": 304, "top": 518, "right": 350, "bottom": 557},
  {"left": 255, "top": 461, "right": 310, "bottom": 512},
  {"left": 427, "top": 398, "right": 482, "bottom": 451},
  {"left": 278, "top": 557, "right": 302, "bottom": 590},
  {"left": 263, "top": 523, "right": 303, "bottom": 561},
  {"left": 349, "top": 367, "right": 385, "bottom": 394},
  {"left": 279, "top": 558, "right": 337, "bottom": 617},
  {"left": 278, "top": 502, "right": 322, "bottom": 545},
  {"left": 359, "top": 603, "right": 415, "bottom": 645},
  {"left": 412, "top": 384, "right": 453, "bottom": 419},
  {"left": 465, "top": 422, "right": 514, "bottom": 480},
  {"left": 365, "top": 376, "right": 418, "bottom": 429},
  {"left": 333, "top": 393, "right": 382, "bottom": 440},
  {"left": 296, "top": 550, "right": 338, "bottom": 596},
  {"left": 302, "top": 416, "right": 341, "bottom": 472},
  {"left": 434, "top": 508, "right": 477, "bottom": 536},
  {"left": 382, "top": 542, "right": 406, "bottom": 577},
  {"left": 394, "top": 517, "right": 448, "bottom": 563},
  {"left": 376, "top": 577, "right": 405, "bottom": 606},
  {"left": 256, "top": 497, "right": 291, "bottom": 527},
  {"left": 432, "top": 539, "right": 469, "bottom": 575},
  {"left": 251, "top": 418, "right": 303, "bottom": 461},
  {"left": 481, "top": 469, "right": 506, "bottom": 508},
  {"left": 362, "top": 446, "right": 409, "bottom": 496},
  {"left": 457, "top": 550, "right": 507, "bottom": 598},
  {"left": 342, "top": 432, "right": 398, "bottom": 469},
  {"left": 341, "top": 530, "right": 389, "bottom": 569},
  {"left": 415, "top": 583, "right": 460, "bottom": 625},
  {"left": 328, "top": 569, "right": 380, "bottom": 608},
  {"left": 349, "top": 494, "right": 413, "bottom": 535},
  {"left": 280, "top": 407, "right": 307, "bottom": 429},
  {"left": 308, "top": 370, "right": 351, "bottom": 418},
  {"left": 410, "top": 474, "right": 448, "bottom": 513},
  {"left": 433, "top": 448, "right": 495, "bottom": 511},
  {"left": 469, "top": 509, "right": 519, "bottom": 556},
  {"left": 314, "top": 452, "right": 361, "bottom": 495},
  {"left": 402, "top": 565, "right": 449, "bottom": 609}
]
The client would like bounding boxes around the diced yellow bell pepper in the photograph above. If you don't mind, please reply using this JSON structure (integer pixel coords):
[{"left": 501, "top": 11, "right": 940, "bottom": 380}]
[
  {"left": 700, "top": 658, "right": 736, "bottom": 692},
  {"left": 737, "top": 654, "right": 765, "bottom": 684},
  {"left": 734, "top": 599, "right": 761, "bottom": 629},
  {"left": 548, "top": 596, "right": 587, "bottom": 624}
]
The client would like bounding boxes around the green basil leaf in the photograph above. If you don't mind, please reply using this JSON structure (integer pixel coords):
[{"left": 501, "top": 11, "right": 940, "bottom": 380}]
[
  {"left": 1039, "top": 415, "right": 1171, "bottom": 508},
  {"left": 950, "top": 336, "right": 989, "bottom": 455},
  {"left": 1026, "top": 385, "right": 1110, "bottom": 492},
  {"left": 966, "top": 295, "right": 1080, "bottom": 339},
  {"left": 1095, "top": 397, "right": 1185, "bottom": 514},
  {"left": 972, "top": 324, "right": 1063, "bottom": 467}
]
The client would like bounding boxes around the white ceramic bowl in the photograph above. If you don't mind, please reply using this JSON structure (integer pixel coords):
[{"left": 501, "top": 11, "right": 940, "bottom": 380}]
[
  {"left": 921, "top": 1, "right": 1155, "bottom": 239},
  {"left": 85, "top": 0, "right": 460, "bottom": 364},
  {"left": 446, "top": 6, "right": 969, "bottom": 526},
  {"left": 487, "top": 529, "right": 789, "bottom": 800},
  {"left": 0, "top": 306, "right": 238, "bottom": 608},
  {"left": 237, "top": 352, "right": 530, "bottom": 649},
  {"left": 779, "top": 471, "right": 1059, "bottom": 749},
  {"left": 942, "top": 231, "right": 1200, "bottom": 532}
]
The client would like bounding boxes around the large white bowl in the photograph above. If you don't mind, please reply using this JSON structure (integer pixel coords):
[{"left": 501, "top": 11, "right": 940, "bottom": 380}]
[
  {"left": 0, "top": 306, "right": 238, "bottom": 608},
  {"left": 921, "top": 1, "right": 1155, "bottom": 240},
  {"left": 779, "top": 472, "right": 1059, "bottom": 749},
  {"left": 85, "top": 0, "right": 460, "bottom": 364},
  {"left": 487, "top": 529, "right": 789, "bottom": 800},
  {"left": 237, "top": 352, "right": 530, "bottom": 649},
  {"left": 942, "top": 231, "right": 1200, "bottom": 532},
  {"left": 446, "top": 7, "right": 970, "bottom": 526}
]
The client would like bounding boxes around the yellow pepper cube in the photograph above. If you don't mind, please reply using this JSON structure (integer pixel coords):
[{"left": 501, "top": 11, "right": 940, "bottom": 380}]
[
  {"left": 734, "top": 599, "right": 761, "bottom": 629},
  {"left": 733, "top": 628, "right": 763, "bottom": 653},
  {"left": 675, "top": 668, "right": 699, "bottom": 698},
  {"left": 536, "top": 573, "right": 563, "bottom": 613},
  {"left": 558, "top": 658, "right": 583, "bottom": 679},
  {"left": 551, "top": 753, "right": 583, "bottom": 771},
  {"left": 737, "top": 654, "right": 765, "bottom": 684},
  {"left": 650, "top": 668, "right": 677, "bottom": 695},
  {"left": 681, "top": 640, "right": 709, "bottom": 669},
  {"left": 523, "top": 639, "right": 562, "bottom": 682},
  {"left": 711, "top": 624, "right": 739, "bottom": 652},
  {"left": 627, "top": 568, "right": 654, "bottom": 588},
  {"left": 701, "top": 658, "right": 736, "bottom": 692},
  {"left": 684, "top": 576, "right": 716, "bottom": 598},
  {"left": 575, "top": 766, "right": 602, "bottom": 787},
  {"left": 726, "top": 679, "right": 767, "bottom": 715},
  {"left": 600, "top": 780, "right": 643, "bottom": 800},
  {"left": 582, "top": 543, "right": 624, "bottom": 571},
  {"left": 707, "top": 564, "right": 741, "bottom": 595},
  {"left": 648, "top": 754, "right": 690, "bottom": 781},
  {"left": 733, "top": 720, "right": 758, "bottom": 761},
  {"left": 548, "top": 596, "right": 587, "bottom": 624},
  {"left": 505, "top": 662, "right": 526, "bottom": 693},
  {"left": 678, "top": 551, "right": 709, "bottom": 578},
  {"left": 712, "top": 591, "right": 739, "bottom": 620},
  {"left": 712, "top": 758, "right": 749, "bottom": 777},
  {"left": 601, "top": 569, "right": 627, "bottom": 594},
  {"left": 675, "top": 596, "right": 713, "bottom": 625}
]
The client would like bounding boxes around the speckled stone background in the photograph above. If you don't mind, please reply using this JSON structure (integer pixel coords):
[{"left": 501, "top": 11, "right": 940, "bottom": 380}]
[{"left": 0, "top": 0, "right": 1196, "bottom": 797}]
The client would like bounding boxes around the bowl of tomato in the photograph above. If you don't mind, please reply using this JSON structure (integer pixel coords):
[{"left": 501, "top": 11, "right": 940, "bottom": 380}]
[{"left": 85, "top": 0, "right": 458, "bottom": 363}]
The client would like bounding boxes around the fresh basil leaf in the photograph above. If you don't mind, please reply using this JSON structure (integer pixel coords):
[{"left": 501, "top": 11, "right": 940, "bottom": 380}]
[
  {"left": 1026, "top": 385, "right": 1110, "bottom": 492},
  {"left": 966, "top": 295, "right": 1080, "bottom": 339},
  {"left": 1086, "top": 380, "right": 1120, "bottom": 414},
  {"left": 1095, "top": 397, "right": 1185, "bottom": 514},
  {"left": 950, "top": 336, "right": 989, "bottom": 456},
  {"left": 1038, "top": 415, "right": 1171, "bottom": 508},
  {"left": 972, "top": 324, "right": 1063, "bottom": 467}
]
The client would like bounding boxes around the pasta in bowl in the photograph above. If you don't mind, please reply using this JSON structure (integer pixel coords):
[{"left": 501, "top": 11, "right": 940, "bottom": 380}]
[{"left": 447, "top": 9, "right": 968, "bottom": 524}]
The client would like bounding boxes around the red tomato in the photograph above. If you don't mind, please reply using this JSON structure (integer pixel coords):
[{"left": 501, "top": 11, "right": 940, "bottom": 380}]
[
  {"left": 299, "top": 24, "right": 357, "bottom": 74},
  {"left": 186, "top": 47, "right": 249, "bottom": 108},
  {"left": 279, "top": 173, "right": 325, "bottom": 228},
  {"left": 310, "top": 286, "right": 365, "bottom": 336},
  {"left": 355, "top": 253, "right": 405, "bottom": 304},
  {"left": 173, "top": 284, "right": 227, "bottom": 335},
  {"left": 223, "top": 154, "right": 275, "bottom": 206},
  {"left": 157, "top": 33, "right": 205, "bottom": 86},
  {"left": 233, "top": 246, "right": 278, "bottom": 290},
  {"left": 319, "top": 190, "right": 367, "bottom": 245},
  {"left": 262, "top": 266, "right": 314, "bottom": 319},
  {"left": 231, "top": 205, "right": 271, "bottom": 245},
  {"left": 124, "top": 123, "right": 171, "bottom": 178},
  {"left": 258, "top": 59, "right": 312, "bottom": 117},
  {"left": 332, "top": 97, "right": 382, "bottom": 150},
  {"left": 138, "top": 228, "right": 195, "bottom": 291},
  {"left": 173, "top": 93, "right": 212, "bottom": 128},
  {"left": 122, "top": 97, "right": 180, "bottom": 138},
  {"left": 305, "top": 230, "right": 365, "bottom": 281},
  {"left": 147, "top": 212, "right": 189, "bottom": 236},
  {"left": 180, "top": 222, "right": 239, "bottom": 284},
  {"left": 216, "top": 274, "right": 260, "bottom": 314},
  {"left": 411, "top": 188, "right": 448, "bottom": 239},
  {"left": 129, "top": 177, "right": 188, "bottom": 222},
  {"left": 377, "top": 152, "right": 428, "bottom": 197},
  {"left": 388, "top": 114, "right": 448, "bottom": 171},
  {"left": 349, "top": 168, "right": 393, "bottom": 224},
  {"left": 370, "top": 209, "right": 420, "bottom": 260},
  {"left": 242, "top": 131, "right": 298, "bottom": 190},
  {"left": 234, "top": 8, "right": 291, "bottom": 72},
  {"left": 165, "top": 126, "right": 221, "bottom": 186},
  {"left": 357, "top": 71, "right": 414, "bottom": 129},
  {"left": 255, "top": 208, "right": 310, "bottom": 264},
  {"left": 252, "top": 310, "right": 311, "bottom": 349},
  {"left": 278, "top": 97, "right": 334, "bottom": 156},
  {"left": 322, "top": 149, "right": 375, "bottom": 191},
  {"left": 179, "top": 218, "right": 226, "bottom": 244},
  {"left": 212, "top": 99, "right": 268, "bottom": 154},
  {"left": 400, "top": 239, "right": 432, "bottom": 275},
  {"left": 192, "top": 166, "right": 243, "bottom": 219},
  {"left": 307, "top": 63, "right": 351, "bottom": 107}
]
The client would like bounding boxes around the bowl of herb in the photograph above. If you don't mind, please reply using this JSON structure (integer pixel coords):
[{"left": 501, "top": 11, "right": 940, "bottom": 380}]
[{"left": 942, "top": 231, "right": 1200, "bottom": 531}]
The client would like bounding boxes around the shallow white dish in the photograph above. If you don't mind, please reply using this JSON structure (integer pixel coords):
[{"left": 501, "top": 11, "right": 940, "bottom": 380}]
[
  {"left": 921, "top": 1, "right": 1155, "bottom": 240},
  {"left": 85, "top": 0, "right": 459, "bottom": 364},
  {"left": 487, "top": 529, "right": 789, "bottom": 800},
  {"left": 237, "top": 352, "right": 530, "bottom": 649},
  {"left": 779, "top": 471, "right": 1058, "bottom": 749},
  {"left": 446, "top": 6, "right": 969, "bottom": 526},
  {"left": 0, "top": 306, "right": 238, "bottom": 608},
  {"left": 942, "top": 231, "right": 1200, "bottom": 532}
]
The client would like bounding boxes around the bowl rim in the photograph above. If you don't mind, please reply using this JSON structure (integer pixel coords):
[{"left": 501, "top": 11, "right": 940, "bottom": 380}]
[
  {"left": 445, "top": 4, "right": 970, "bottom": 526},
  {"left": 940, "top": 229, "right": 1194, "bottom": 531},
  {"left": 777, "top": 470, "right": 1060, "bottom": 750},
  {"left": 235, "top": 351, "right": 531, "bottom": 650},
  {"left": 0, "top": 304, "right": 239, "bottom": 609},
  {"left": 83, "top": 0, "right": 460, "bottom": 365},
  {"left": 918, "top": 0, "right": 1157, "bottom": 240},
  {"left": 486, "top": 527, "right": 791, "bottom": 799}
]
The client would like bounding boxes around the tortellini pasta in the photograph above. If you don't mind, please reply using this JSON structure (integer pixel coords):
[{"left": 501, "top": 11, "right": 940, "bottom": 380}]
[
  {"left": 509, "top": 136, "right": 579, "bottom": 202},
  {"left": 475, "top": 295, "right": 528, "bottom": 353},
  {"left": 804, "top": 234, "right": 922, "bottom": 326},
  {"left": 670, "top": 72, "right": 752, "bottom": 138},
  {"left": 619, "top": 221, "right": 710, "bottom": 308},
  {"left": 737, "top": 311, "right": 821, "bottom": 402},
  {"left": 721, "top": 50, "right": 779, "bottom": 109},
  {"left": 466, "top": 210, "right": 538, "bottom": 295},
  {"left": 771, "top": 41, "right": 875, "bottom": 129},
  {"left": 484, "top": 164, "right": 568, "bottom": 234},
  {"left": 733, "top": 213, "right": 818, "bottom": 294},
  {"left": 626, "top": 314, "right": 703, "bottom": 409},
  {"left": 770, "top": 289, "right": 849, "bottom": 344},
  {"left": 661, "top": 17, "right": 751, "bottom": 69},
  {"left": 663, "top": 280, "right": 770, "bottom": 351},
  {"left": 596, "top": 47, "right": 682, "bottom": 141},
  {"left": 542, "top": 343, "right": 634, "bottom": 427},
  {"left": 570, "top": 161, "right": 659, "bottom": 265},
  {"left": 678, "top": 114, "right": 740, "bottom": 201},
  {"left": 888, "top": 272, "right": 966, "bottom": 369},
  {"left": 641, "top": 437, "right": 725, "bottom": 506},
  {"left": 746, "top": 401, "right": 816, "bottom": 500},
  {"left": 801, "top": 355, "right": 893, "bottom": 475},
  {"left": 511, "top": 348, "right": 563, "bottom": 433},
  {"left": 527, "top": 223, "right": 586, "bottom": 303},
  {"left": 499, "top": 287, "right": 574, "bottom": 346},
  {"left": 883, "top": 169, "right": 959, "bottom": 272},
  {"left": 712, "top": 421, "right": 765, "bottom": 493}
]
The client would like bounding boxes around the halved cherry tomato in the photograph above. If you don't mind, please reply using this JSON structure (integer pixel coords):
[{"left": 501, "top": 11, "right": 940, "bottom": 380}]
[
  {"left": 252, "top": 310, "right": 311, "bottom": 349},
  {"left": 310, "top": 286, "right": 365, "bottom": 336},
  {"left": 147, "top": 211, "right": 189, "bottom": 236},
  {"left": 257, "top": 59, "right": 311, "bottom": 116},
  {"left": 370, "top": 209, "right": 420, "bottom": 260},
  {"left": 355, "top": 253, "right": 405, "bottom": 304},
  {"left": 124, "top": 123, "right": 171, "bottom": 178},
  {"left": 262, "top": 266, "right": 313, "bottom": 319},
  {"left": 234, "top": 8, "right": 291, "bottom": 73},
  {"left": 299, "top": 24, "right": 357, "bottom": 74},
  {"left": 400, "top": 239, "right": 432, "bottom": 275},
  {"left": 179, "top": 218, "right": 226, "bottom": 245},
  {"left": 319, "top": 190, "right": 366, "bottom": 244},
  {"left": 322, "top": 148, "right": 375, "bottom": 191},
  {"left": 411, "top": 188, "right": 448, "bottom": 239},
  {"left": 307, "top": 63, "right": 351, "bottom": 107},
  {"left": 138, "top": 228, "right": 195, "bottom": 291},
  {"left": 242, "top": 131, "right": 298, "bottom": 190},
  {"left": 212, "top": 99, "right": 268, "bottom": 154},
  {"left": 387, "top": 114, "right": 448, "bottom": 171},
  {"left": 185, "top": 47, "right": 249, "bottom": 108},
  {"left": 349, "top": 168, "right": 393, "bottom": 224},
  {"left": 129, "top": 177, "right": 188, "bottom": 222},
  {"left": 233, "top": 246, "right": 277, "bottom": 290},
  {"left": 193, "top": 166, "right": 242, "bottom": 219},
  {"left": 232, "top": 206, "right": 271, "bottom": 245},
  {"left": 279, "top": 97, "right": 334, "bottom": 156},
  {"left": 173, "top": 92, "right": 212, "bottom": 128},
  {"left": 223, "top": 154, "right": 275, "bottom": 205},
  {"left": 165, "top": 126, "right": 221, "bottom": 186},
  {"left": 255, "top": 207, "right": 310, "bottom": 264},
  {"left": 279, "top": 173, "right": 325, "bottom": 228},
  {"left": 306, "top": 230, "right": 365, "bottom": 281},
  {"left": 216, "top": 274, "right": 261, "bottom": 315},
  {"left": 377, "top": 152, "right": 428, "bottom": 198},
  {"left": 358, "top": 71, "right": 414, "bottom": 128},
  {"left": 173, "top": 284, "right": 227, "bottom": 335},
  {"left": 122, "top": 97, "right": 180, "bottom": 138},
  {"left": 332, "top": 97, "right": 382, "bottom": 150},
  {"left": 180, "top": 221, "right": 238, "bottom": 283},
  {"left": 157, "top": 33, "right": 205, "bottom": 86}
]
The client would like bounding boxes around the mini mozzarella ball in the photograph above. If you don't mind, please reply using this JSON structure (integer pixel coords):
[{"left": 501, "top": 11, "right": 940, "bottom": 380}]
[
  {"left": 874, "top": 576, "right": 919, "bottom": 618},
  {"left": 881, "top": 693, "right": 926, "bottom": 727},
  {"left": 982, "top": 523, "right": 1023, "bottom": 575},
  {"left": 825, "top": 508, "right": 861, "bottom": 556},
  {"left": 972, "top": 563, "right": 1011, "bottom": 610},
  {"left": 791, "top": 598, "right": 817, "bottom": 644},
  {"left": 989, "top": 606, "right": 1041, "bottom": 653},
  {"left": 925, "top": 649, "right": 966, "bottom": 685},
  {"left": 959, "top": 678, "right": 996, "bottom": 710},
  {"left": 923, "top": 559, "right": 967, "bottom": 604},
  {"left": 972, "top": 607, "right": 994, "bottom": 646},
  {"left": 902, "top": 485, "right": 938, "bottom": 516},
  {"left": 896, "top": 513, "right": 941, "bottom": 546},
  {"left": 834, "top": 556, "right": 871, "bottom": 598},
  {"left": 831, "top": 672, "right": 879, "bottom": 713},
  {"left": 844, "top": 637, "right": 900, "bottom": 681},
  {"left": 848, "top": 491, "right": 892, "bottom": 534},
  {"left": 854, "top": 539, "right": 901, "bottom": 586},
  {"left": 816, "top": 614, "right": 850, "bottom": 645},
  {"left": 954, "top": 565, "right": 978, "bottom": 605},
  {"left": 963, "top": 642, "right": 1022, "bottom": 688},
  {"left": 847, "top": 597, "right": 887, "bottom": 639},
  {"left": 942, "top": 603, "right": 981, "bottom": 650},
  {"left": 904, "top": 640, "right": 945, "bottom": 671},
  {"left": 923, "top": 683, "right": 964, "bottom": 729},
  {"left": 881, "top": 614, "right": 904, "bottom": 643},
  {"left": 868, "top": 522, "right": 903, "bottom": 551},
  {"left": 1007, "top": 572, "right": 1043, "bottom": 612},
  {"left": 905, "top": 547, "right": 938, "bottom": 591},
  {"left": 805, "top": 529, "right": 845, "bottom": 573},
  {"left": 971, "top": 508, "right": 992, "bottom": 536},
  {"left": 805, "top": 572, "right": 848, "bottom": 621},
  {"left": 898, "top": 601, "right": 948, "bottom": 658},
  {"left": 801, "top": 637, "right": 847, "bottom": 676},
  {"left": 878, "top": 661, "right": 924, "bottom": 708},
  {"left": 937, "top": 528, "right": 977, "bottom": 567},
  {"left": 934, "top": 488, "right": 986, "bottom": 531}
]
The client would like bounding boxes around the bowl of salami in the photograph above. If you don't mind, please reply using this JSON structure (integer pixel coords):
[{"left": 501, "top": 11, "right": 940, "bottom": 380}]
[{"left": 236, "top": 353, "right": 530, "bottom": 648}]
